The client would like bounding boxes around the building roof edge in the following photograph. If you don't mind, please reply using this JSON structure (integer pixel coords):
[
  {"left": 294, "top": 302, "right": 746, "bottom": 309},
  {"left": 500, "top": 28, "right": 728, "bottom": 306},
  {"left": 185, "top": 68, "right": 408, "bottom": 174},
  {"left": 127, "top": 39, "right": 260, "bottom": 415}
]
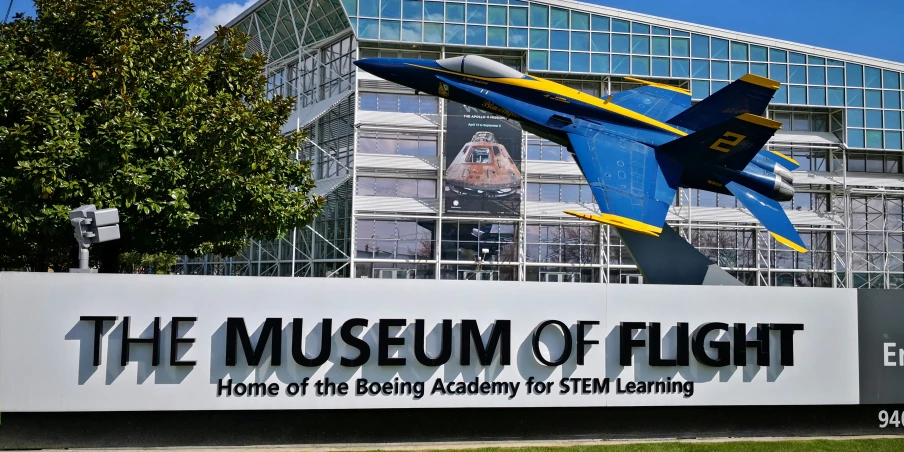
[{"left": 548, "top": 0, "right": 904, "bottom": 71}]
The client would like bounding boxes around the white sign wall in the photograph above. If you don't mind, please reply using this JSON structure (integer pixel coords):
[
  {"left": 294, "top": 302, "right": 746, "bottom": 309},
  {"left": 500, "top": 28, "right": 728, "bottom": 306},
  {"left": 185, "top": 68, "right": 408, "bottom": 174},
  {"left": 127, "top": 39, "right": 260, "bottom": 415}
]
[{"left": 0, "top": 272, "right": 860, "bottom": 412}]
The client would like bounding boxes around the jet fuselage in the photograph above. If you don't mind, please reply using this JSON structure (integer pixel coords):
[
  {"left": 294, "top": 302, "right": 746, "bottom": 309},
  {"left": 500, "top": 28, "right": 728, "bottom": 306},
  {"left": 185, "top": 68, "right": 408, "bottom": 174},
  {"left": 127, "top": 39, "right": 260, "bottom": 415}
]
[{"left": 355, "top": 57, "right": 795, "bottom": 204}]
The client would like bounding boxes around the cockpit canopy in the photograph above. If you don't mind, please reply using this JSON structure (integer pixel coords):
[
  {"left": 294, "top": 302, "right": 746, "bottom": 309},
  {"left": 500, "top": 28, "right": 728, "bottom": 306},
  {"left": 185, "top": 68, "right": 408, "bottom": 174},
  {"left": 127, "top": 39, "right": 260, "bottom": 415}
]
[{"left": 436, "top": 55, "right": 525, "bottom": 79}]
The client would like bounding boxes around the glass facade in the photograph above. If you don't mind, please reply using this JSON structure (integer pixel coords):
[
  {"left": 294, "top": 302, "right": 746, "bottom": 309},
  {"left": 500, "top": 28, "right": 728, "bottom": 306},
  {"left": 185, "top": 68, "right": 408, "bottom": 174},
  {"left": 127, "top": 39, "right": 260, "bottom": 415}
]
[{"left": 182, "top": 0, "right": 904, "bottom": 289}]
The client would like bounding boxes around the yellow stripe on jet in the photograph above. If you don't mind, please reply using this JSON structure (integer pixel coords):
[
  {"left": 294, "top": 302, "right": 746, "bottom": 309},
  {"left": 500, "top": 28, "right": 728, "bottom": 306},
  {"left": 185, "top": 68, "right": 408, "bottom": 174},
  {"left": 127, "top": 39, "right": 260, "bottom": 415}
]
[
  {"left": 770, "top": 232, "right": 808, "bottom": 253},
  {"left": 769, "top": 150, "right": 801, "bottom": 167},
  {"left": 624, "top": 77, "right": 692, "bottom": 96},
  {"left": 406, "top": 63, "right": 689, "bottom": 137},
  {"left": 740, "top": 74, "right": 781, "bottom": 90},
  {"left": 563, "top": 210, "right": 662, "bottom": 237},
  {"left": 737, "top": 113, "right": 782, "bottom": 129}
]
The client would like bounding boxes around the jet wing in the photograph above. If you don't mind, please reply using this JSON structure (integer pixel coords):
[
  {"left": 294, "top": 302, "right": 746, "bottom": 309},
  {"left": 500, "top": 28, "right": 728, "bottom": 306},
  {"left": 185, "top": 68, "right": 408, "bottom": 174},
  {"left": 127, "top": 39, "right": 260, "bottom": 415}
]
[
  {"left": 724, "top": 181, "right": 807, "bottom": 252},
  {"left": 607, "top": 77, "right": 691, "bottom": 124},
  {"left": 563, "top": 130, "right": 682, "bottom": 237}
]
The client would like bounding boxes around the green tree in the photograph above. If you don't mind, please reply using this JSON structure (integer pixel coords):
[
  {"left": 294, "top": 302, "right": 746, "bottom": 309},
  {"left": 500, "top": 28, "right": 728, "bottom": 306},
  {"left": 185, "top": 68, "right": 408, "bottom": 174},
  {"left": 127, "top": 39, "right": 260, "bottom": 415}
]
[{"left": 0, "top": 0, "right": 324, "bottom": 272}]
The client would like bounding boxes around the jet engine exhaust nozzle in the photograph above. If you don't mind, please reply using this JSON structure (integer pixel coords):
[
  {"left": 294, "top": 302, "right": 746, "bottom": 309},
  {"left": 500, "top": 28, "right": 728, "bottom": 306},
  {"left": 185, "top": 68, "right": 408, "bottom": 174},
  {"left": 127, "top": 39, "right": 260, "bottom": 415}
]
[{"left": 773, "top": 175, "right": 794, "bottom": 201}]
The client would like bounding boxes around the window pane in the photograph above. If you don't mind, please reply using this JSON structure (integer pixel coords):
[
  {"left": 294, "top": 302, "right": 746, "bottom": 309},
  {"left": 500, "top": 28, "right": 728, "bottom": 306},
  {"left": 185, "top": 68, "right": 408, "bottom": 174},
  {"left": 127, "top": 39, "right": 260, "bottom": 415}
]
[
  {"left": 886, "top": 111, "right": 902, "bottom": 130},
  {"left": 571, "top": 52, "right": 589, "bottom": 72},
  {"left": 848, "top": 109, "right": 863, "bottom": 127},
  {"left": 866, "top": 130, "right": 883, "bottom": 148},
  {"left": 509, "top": 7, "right": 527, "bottom": 26},
  {"left": 530, "top": 29, "right": 548, "bottom": 48},
  {"left": 652, "top": 57, "right": 669, "bottom": 76},
  {"left": 529, "top": 3, "right": 547, "bottom": 27},
  {"left": 632, "top": 35, "right": 649, "bottom": 54},
  {"left": 612, "top": 34, "right": 629, "bottom": 53},
  {"left": 711, "top": 61, "right": 728, "bottom": 79},
  {"left": 402, "top": 21, "right": 422, "bottom": 41},
  {"left": 789, "top": 85, "right": 806, "bottom": 104},
  {"left": 789, "top": 65, "right": 806, "bottom": 84},
  {"left": 424, "top": 22, "right": 443, "bottom": 42},
  {"left": 750, "top": 45, "right": 767, "bottom": 62},
  {"left": 571, "top": 12, "right": 589, "bottom": 30},
  {"left": 466, "top": 4, "right": 486, "bottom": 23},
  {"left": 550, "top": 30, "right": 568, "bottom": 49},
  {"left": 571, "top": 31, "right": 589, "bottom": 51},
  {"left": 632, "top": 22, "right": 650, "bottom": 34},
  {"left": 591, "top": 53, "right": 609, "bottom": 73},
  {"left": 381, "top": 20, "right": 401, "bottom": 40},
  {"left": 769, "top": 48, "right": 786, "bottom": 62},
  {"left": 828, "top": 67, "right": 844, "bottom": 86},
  {"left": 487, "top": 26, "right": 506, "bottom": 46},
  {"left": 611, "top": 18, "right": 629, "bottom": 32},
  {"left": 691, "top": 34, "right": 708, "bottom": 58},
  {"left": 730, "top": 42, "right": 747, "bottom": 60},
  {"left": 884, "top": 70, "right": 901, "bottom": 89},
  {"left": 651, "top": 36, "right": 669, "bottom": 56},
  {"left": 865, "top": 67, "right": 882, "bottom": 88},
  {"left": 445, "top": 2, "right": 464, "bottom": 21},
  {"left": 591, "top": 33, "right": 609, "bottom": 52},
  {"left": 711, "top": 38, "right": 728, "bottom": 59},
  {"left": 692, "top": 59, "right": 709, "bottom": 78},
  {"left": 774, "top": 84, "right": 787, "bottom": 103},
  {"left": 550, "top": 51, "right": 568, "bottom": 71},
  {"left": 731, "top": 62, "right": 748, "bottom": 79},
  {"left": 359, "top": 19, "right": 379, "bottom": 38},
  {"left": 487, "top": 5, "right": 505, "bottom": 24},
  {"left": 612, "top": 54, "right": 629, "bottom": 74},
  {"left": 529, "top": 50, "right": 548, "bottom": 70},
  {"left": 652, "top": 26, "right": 669, "bottom": 35},
  {"left": 632, "top": 56, "right": 650, "bottom": 75},
  {"left": 789, "top": 52, "right": 805, "bottom": 64},
  {"left": 750, "top": 62, "right": 767, "bottom": 77},
  {"left": 808, "top": 87, "right": 825, "bottom": 106},
  {"left": 672, "top": 58, "right": 689, "bottom": 78},
  {"left": 770, "top": 64, "right": 787, "bottom": 82},
  {"left": 692, "top": 80, "right": 709, "bottom": 99},
  {"left": 847, "top": 89, "right": 863, "bottom": 107},
  {"left": 381, "top": 0, "right": 401, "bottom": 18},
  {"left": 887, "top": 131, "right": 903, "bottom": 150},
  {"left": 671, "top": 38, "right": 689, "bottom": 57},
  {"left": 509, "top": 27, "right": 527, "bottom": 47},
  {"left": 403, "top": 0, "right": 422, "bottom": 19},
  {"left": 548, "top": 7, "right": 567, "bottom": 28},
  {"left": 445, "top": 23, "right": 464, "bottom": 43},
  {"left": 848, "top": 129, "right": 864, "bottom": 148},
  {"left": 361, "top": 0, "right": 379, "bottom": 16},
  {"left": 418, "top": 180, "right": 436, "bottom": 198},
  {"left": 847, "top": 63, "right": 863, "bottom": 87},
  {"left": 591, "top": 14, "right": 609, "bottom": 31},
  {"left": 827, "top": 87, "right": 844, "bottom": 106},
  {"left": 808, "top": 66, "right": 826, "bottom": 85},
  {"left": 885, "top": 90, "right": 901, "bottom": 110},
  {"left": 866, "top": 110, "right": 882, "bottom": 129},
  {"left": 865, "top": 90, "right": 882, "bottom": 108}
]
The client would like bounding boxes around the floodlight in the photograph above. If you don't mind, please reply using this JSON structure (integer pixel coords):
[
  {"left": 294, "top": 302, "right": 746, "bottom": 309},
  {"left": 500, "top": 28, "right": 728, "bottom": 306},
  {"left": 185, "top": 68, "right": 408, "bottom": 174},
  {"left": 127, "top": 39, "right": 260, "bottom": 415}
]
[{"left": 68, "top": 204, "right": 121, "bottom": 273}]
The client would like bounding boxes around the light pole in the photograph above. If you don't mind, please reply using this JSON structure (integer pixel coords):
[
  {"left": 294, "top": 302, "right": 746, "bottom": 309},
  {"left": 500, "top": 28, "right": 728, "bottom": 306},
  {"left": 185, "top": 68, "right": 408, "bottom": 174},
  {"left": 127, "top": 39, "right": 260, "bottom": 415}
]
[{"left": 69, "top": 205, "right": 121, "bottom": 273}]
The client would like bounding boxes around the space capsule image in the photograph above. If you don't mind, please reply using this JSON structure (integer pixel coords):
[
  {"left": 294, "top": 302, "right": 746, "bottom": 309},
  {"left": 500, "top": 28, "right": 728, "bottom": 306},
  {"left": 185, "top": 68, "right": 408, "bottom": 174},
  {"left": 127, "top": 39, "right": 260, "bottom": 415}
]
[{"left": 444, "top": 131, "right": 523, "bottom": 198}]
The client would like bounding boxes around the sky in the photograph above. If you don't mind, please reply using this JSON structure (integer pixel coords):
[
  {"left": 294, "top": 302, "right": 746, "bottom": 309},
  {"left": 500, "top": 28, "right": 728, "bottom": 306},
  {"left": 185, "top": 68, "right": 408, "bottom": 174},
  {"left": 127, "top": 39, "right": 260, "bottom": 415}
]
[{"left": 4, "top": 0, "right": 904, "bottom": 63}]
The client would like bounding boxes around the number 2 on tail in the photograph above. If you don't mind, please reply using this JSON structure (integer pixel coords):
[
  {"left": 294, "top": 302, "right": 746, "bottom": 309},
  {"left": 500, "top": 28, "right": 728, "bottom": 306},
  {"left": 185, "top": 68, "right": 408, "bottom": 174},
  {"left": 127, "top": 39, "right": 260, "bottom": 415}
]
[{"left": 709, "top": 132, "right": 746, "bottom": 153}]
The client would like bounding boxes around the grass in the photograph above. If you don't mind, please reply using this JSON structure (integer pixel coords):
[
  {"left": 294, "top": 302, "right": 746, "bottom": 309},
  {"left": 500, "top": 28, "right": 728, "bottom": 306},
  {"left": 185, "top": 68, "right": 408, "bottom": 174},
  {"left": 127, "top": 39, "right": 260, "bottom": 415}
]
[{"left": 366, "top": 438, "right": 904, "bottom": 452}]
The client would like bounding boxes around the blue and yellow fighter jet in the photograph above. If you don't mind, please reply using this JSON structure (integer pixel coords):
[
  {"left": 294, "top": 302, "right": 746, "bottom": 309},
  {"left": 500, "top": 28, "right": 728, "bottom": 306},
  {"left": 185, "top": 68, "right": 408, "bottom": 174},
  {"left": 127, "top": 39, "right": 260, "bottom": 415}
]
[{"left": 354, "top": 55, "right": 807, "bottom": 252}]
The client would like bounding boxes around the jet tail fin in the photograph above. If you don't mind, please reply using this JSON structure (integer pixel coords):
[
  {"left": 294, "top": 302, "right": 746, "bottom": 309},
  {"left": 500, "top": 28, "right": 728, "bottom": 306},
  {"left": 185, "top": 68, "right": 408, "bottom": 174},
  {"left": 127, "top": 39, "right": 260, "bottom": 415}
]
[
  {"left": 724, "top": 181, "right": 807, "bottom": 253},
  {"left": 657, "top": 113, "right": 782, "bottom": 171},
  {"left": 666, "top": 74, "right": 780, "bottom": 131}
]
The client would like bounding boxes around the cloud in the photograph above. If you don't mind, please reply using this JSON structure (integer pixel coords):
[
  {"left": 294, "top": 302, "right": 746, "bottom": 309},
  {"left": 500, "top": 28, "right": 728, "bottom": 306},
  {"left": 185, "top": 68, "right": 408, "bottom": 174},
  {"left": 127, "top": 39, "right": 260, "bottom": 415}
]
[{"left": 186, "top": 0, "right": 259, "bottom": 41}]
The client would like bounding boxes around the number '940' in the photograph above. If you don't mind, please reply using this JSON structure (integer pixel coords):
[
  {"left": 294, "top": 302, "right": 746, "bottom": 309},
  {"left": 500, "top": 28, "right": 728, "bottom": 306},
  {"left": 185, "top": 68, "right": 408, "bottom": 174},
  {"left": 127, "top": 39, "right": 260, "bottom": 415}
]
[{"left": 879, "top": 410, "right": 903, "bottom": 428}]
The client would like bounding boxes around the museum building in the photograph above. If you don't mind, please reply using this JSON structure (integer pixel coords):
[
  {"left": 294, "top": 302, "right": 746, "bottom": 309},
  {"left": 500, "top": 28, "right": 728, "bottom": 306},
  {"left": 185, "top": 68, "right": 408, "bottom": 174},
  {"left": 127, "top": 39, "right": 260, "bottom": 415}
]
[{"left": 182, "top": 0, "right": 904, "bottom": 289}]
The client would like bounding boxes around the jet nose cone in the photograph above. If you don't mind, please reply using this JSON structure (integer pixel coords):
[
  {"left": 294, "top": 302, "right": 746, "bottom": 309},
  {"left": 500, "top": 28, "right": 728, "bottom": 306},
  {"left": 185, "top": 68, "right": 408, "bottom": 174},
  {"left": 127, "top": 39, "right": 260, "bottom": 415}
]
[{"left": 353, "top": 58, "right": 386, "bottom": 75}]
